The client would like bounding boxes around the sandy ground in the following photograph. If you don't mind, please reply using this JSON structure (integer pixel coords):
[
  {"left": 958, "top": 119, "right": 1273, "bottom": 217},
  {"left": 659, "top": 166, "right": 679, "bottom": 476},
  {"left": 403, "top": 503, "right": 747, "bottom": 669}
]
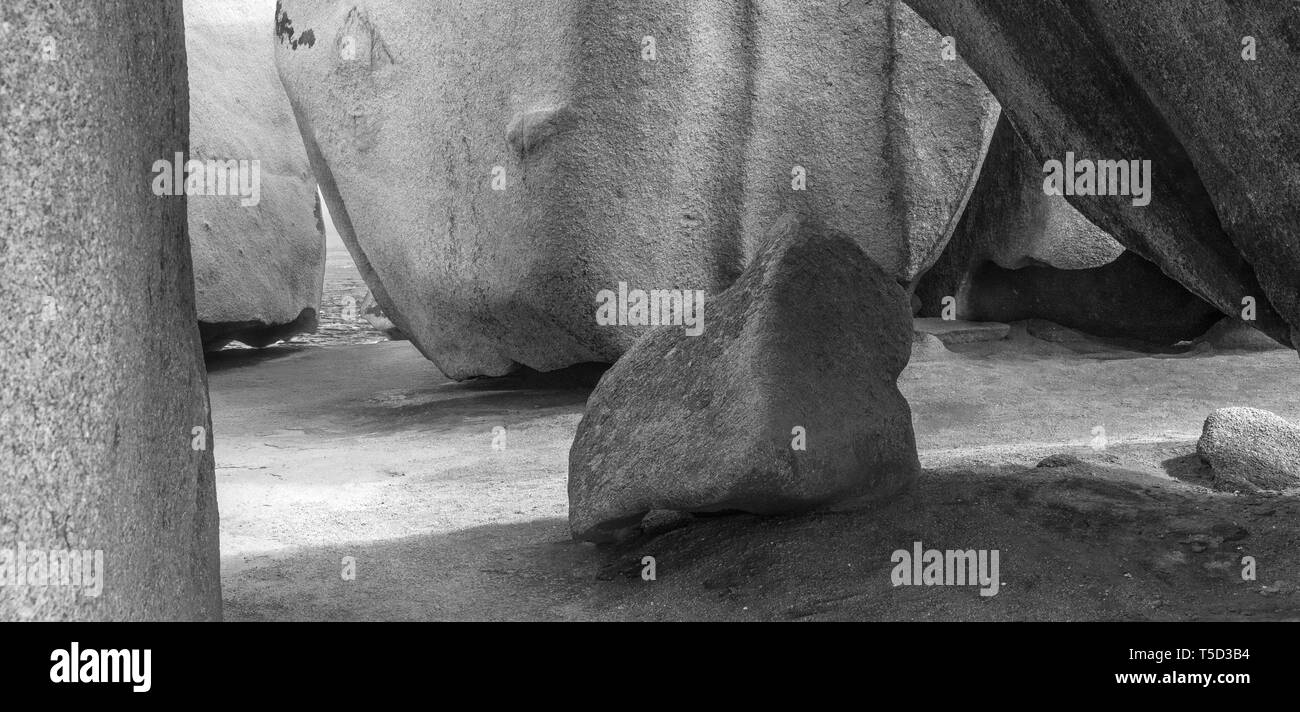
[{"left": 209, "top": 318, "right": 1300, "bottom": 621}]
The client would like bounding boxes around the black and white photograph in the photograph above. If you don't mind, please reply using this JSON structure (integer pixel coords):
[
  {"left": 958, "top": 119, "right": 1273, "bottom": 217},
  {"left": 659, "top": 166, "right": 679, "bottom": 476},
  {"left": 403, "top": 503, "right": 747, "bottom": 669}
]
[{"left": 1, "top": 0, "right": 1296, "bottom": 694}]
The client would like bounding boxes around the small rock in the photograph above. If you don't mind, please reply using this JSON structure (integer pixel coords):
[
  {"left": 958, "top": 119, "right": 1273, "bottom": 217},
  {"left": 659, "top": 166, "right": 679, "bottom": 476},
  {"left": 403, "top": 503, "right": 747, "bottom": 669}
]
[
  {"left": 1036, "top": 453, "right": 1083, "bottom": 468},
  {"left": 1260, "top": 581, "right": 1288, "bottom": 596},
  {"left": 1210, "top": 523, "right": 1249, "bottom": 542},
  {"left": 910, "top": 331, "right": 952, "bottom": 361},
  {"left": 1197, "top": 407, "right": 1300, "bottom": 492}
]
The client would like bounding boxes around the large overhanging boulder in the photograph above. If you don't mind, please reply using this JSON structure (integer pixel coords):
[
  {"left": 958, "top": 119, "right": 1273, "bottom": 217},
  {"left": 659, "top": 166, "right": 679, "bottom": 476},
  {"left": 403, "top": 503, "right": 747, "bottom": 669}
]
[
  {"left": 915, "top": 115, "right": 1219, "bottom": 343},
  {"left": 903, "top": 0, "right": 1299, "bottom": 349},
  {"left": 273, "top": 0, "right": 997, "bottom": 379}
]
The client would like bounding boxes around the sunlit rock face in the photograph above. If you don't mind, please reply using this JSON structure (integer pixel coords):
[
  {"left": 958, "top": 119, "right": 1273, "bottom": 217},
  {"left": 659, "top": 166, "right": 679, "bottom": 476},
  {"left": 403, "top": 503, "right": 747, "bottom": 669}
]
[
  {"left": 186, "top": 0, "right": 325, "bottom": 350},
  {"left": 0, "top": 1, "right": 221, "bottom": 620},
  {"left": 274, "top": 0, "right": 997, "bottom": 379},
  {"left": 904, "top": 0, "right": 1300, "bottom": 350}
]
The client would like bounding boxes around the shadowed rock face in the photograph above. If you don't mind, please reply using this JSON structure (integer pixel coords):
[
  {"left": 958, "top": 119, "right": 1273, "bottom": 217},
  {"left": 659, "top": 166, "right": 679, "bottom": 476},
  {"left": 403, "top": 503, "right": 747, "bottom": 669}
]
[
  {"left": 904, "top": 0, "right": 1300, "bottom": 349},
  {"left": 273, "top": 0, "right": 997, "bottom": 379},
  {"left": 0, "top": 2, "right": 220, "bottom": 620},
  {"left": 186, "top": 0, "right": 325, "bottom": 350},
  {"left": 567, "top": 214, "right": 920, "bottom": 542},
  {"left": 927, "top": 252, "right": 1223, "bottom": 345},
  {"left": 914, "top": 115, "right": 1188, "bottom": 340},
  {"left": 922, "top": 116, "right": 1122, "bottom": 286}
]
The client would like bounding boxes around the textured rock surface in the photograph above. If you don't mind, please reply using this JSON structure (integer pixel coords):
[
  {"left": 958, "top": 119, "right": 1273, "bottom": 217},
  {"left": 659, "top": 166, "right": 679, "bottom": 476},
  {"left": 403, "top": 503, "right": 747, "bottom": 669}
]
[
  {"left": 568, "top": 215, "right": 920, "bottom": 541},
  {"left": 1198, "top": 408, "right": 1300, "bottom": 492},
  {"left": 738, "top": 0, "right": 999, "bottom": 279},
  {"left": 274, "top": 0, "right": 997, "bottom": 379},
  {"left": 0, "top": 2, "right": 221, "bottom": 620},
  {"left": 904, "top": 0, "right": 1299, "bottom": 348},
  {"left": 186, "top": 0, "right": 324, "bottom": 350},
  {"left": 922, "top": 252, "right": 1222, "bottom": 345}
]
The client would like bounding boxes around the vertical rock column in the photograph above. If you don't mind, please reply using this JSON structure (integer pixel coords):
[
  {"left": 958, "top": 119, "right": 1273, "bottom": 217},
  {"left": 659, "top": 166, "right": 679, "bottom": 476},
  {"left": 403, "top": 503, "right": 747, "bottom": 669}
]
[{"left": 0, "top": 2, "right": 221, "bottom": 620}]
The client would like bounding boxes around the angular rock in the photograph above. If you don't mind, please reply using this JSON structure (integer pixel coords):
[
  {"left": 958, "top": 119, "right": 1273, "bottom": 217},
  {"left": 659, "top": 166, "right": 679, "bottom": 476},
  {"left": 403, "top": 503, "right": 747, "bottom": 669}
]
[
  {"left": 568, "top": 214, "right": 920, "bottom": 541},
  {"left": 1, "top": 2, "right": 220, "bottom": 620},
  {"left": 904, "top": 0, "right": 1299, "bottom": 348},
  {"left": 1194, "top": 318, "right": 1286, "bottom": 353},
  {"left": 1197, "top": 408, "right": 1300, "bottom": 492},
  {"left": 274, "top": 0, "right": 997, "bottom": 379},
  {"left": 186, "top": 0, "right": 325, "bottom": 350}
]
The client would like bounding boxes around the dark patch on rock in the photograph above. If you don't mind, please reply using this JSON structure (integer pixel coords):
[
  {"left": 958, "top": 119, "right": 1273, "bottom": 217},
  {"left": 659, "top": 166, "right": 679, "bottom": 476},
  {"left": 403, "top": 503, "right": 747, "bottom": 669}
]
[
  {"left": 924, "top": 251, "right": 1221, "bottom": 345},
  {"left": 274, "top": 1, "right": 315, "bottom": 49},
  {"left": 200, "top": 307, "right": 318, "bottom": 351}
]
